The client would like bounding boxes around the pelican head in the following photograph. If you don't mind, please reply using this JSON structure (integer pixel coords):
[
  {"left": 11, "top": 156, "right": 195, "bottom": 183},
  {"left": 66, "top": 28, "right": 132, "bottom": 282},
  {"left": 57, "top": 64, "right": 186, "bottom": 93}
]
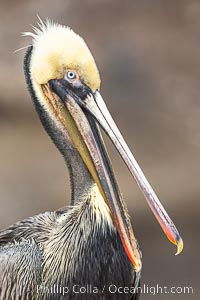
[{"left": 23, "top": 19, "right": 183, "bottom": 273}]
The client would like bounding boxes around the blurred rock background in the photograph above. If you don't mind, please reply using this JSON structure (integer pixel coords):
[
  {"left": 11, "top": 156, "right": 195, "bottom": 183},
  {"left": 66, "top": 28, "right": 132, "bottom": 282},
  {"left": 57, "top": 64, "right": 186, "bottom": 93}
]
[{"left": 0, "top": 0, "right": 199, "bottom": 299}]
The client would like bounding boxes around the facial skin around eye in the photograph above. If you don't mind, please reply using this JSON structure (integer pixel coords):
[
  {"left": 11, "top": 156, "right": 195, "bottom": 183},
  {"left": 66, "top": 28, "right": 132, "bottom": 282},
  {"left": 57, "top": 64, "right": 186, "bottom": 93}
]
[{"left": 64, "top": 70, "right": 82, "bottom": 89}]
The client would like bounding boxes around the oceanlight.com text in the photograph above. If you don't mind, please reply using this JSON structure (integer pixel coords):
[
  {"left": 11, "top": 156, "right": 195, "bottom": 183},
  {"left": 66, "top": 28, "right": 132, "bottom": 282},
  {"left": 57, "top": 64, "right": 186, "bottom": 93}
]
[{"left": 36, "top": 283, "right": 194, "bottom": 296}]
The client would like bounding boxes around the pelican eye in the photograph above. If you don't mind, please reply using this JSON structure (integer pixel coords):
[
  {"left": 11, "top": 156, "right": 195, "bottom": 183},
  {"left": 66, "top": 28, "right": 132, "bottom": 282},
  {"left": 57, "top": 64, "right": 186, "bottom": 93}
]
[{"left": 67, "top": 71, "right": 76, "bottom": 80}]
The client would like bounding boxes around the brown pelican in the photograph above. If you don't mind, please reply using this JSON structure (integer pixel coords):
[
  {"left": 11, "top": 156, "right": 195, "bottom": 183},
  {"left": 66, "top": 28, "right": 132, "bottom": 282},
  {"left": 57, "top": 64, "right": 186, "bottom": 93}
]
[{"left": 0, "top": 20, "right": 183, "bottom": 300}]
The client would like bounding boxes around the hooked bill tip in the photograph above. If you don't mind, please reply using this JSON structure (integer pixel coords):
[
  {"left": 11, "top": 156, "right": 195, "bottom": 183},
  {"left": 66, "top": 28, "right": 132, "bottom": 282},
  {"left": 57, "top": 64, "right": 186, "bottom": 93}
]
[
  {"left": 175, "top": 238, "right": 184, "bottom": 256},
  {"left": 134, "top": 264, "right": 142, "bottom": 273},
  {"left": 163, "top": 226, "right": 183, "bottom": 256}
]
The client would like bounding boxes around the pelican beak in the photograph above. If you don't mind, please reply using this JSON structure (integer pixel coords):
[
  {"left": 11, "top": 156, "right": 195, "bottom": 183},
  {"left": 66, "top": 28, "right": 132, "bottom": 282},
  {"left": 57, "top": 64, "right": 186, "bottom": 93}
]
[
  {"left": 42, "top": 78, "right": 183, "bottom": 272},
  {"left": 80, "top": 91, "right": 183, "bottom": 256}
]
